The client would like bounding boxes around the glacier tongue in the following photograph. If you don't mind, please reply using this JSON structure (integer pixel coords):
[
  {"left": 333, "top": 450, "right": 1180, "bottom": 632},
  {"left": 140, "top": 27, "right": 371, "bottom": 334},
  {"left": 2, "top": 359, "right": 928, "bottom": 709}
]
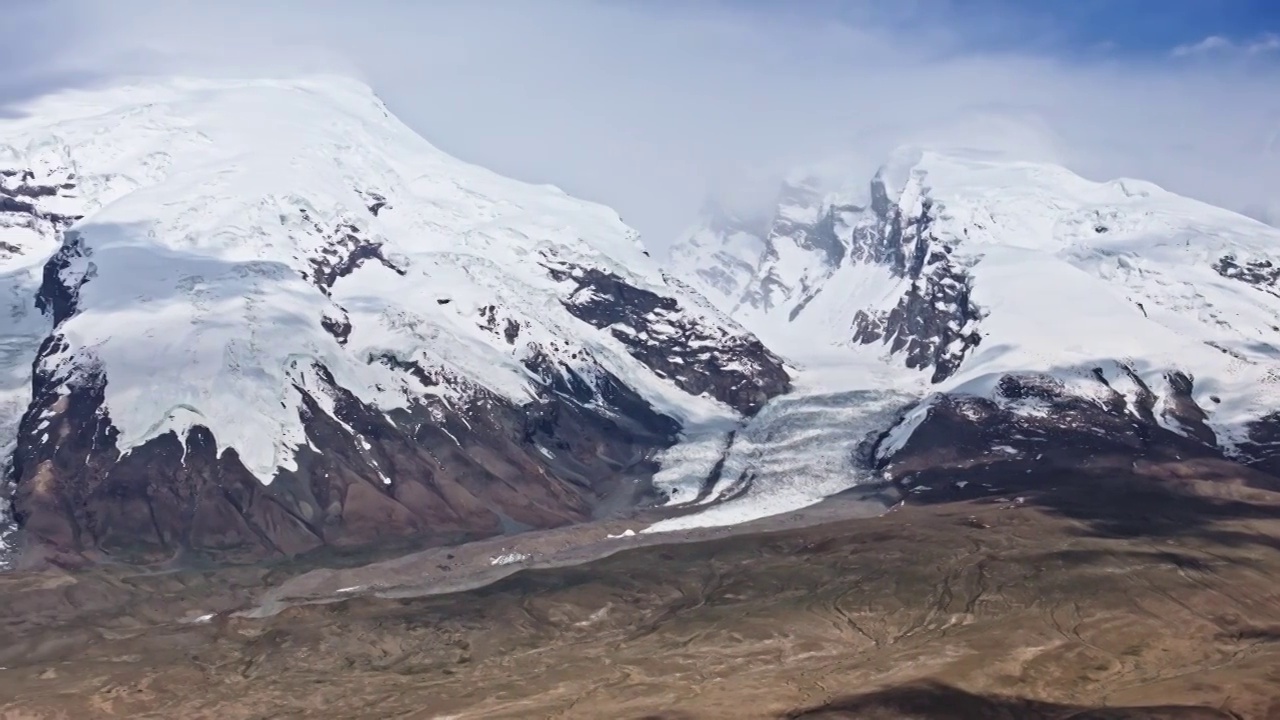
[{"left": 645, "top": 381, "right": 913, "bottom": 533}]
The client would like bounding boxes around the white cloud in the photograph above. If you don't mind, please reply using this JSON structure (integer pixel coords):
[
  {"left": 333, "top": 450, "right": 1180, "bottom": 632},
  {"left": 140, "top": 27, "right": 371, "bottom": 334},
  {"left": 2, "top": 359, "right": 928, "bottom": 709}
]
[
  {"left": 2, "top": 1, "right": 1278, "bottom": 246},
  {"left": 1173, "top": 33, "right": 1280, "bottom": 57},
  {"left": 1173, "top": 36, "right": 1234, "bottom": 57}
]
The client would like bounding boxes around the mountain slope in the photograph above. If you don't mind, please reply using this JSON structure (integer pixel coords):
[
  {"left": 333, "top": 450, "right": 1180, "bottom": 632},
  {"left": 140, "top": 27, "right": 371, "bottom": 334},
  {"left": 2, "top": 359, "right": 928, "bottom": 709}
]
[
  {"left": 0, "top": 77, "right": 789, "bottom": 565},
  {"left": 669, "top": 148, "right": 1280, "bottom": 484}
]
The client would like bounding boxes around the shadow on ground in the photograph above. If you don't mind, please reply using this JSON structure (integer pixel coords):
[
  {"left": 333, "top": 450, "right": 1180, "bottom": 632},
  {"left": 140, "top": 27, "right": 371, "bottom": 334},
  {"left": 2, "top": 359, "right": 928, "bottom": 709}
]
[
  {"left": 782, "top": 680, "right": 1237, "bottom": 719},
  {"left": 902, "top": 457, "right": 1280, "bottom": 554}
]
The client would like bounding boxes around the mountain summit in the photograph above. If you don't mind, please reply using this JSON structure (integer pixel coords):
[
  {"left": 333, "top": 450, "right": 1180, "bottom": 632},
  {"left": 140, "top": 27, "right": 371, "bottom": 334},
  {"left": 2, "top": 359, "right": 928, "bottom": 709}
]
[
  {"left": 0, "top": 77, "right": 789, "bottom": 565},
  {"left": 670, "top": 147, "right": 1280, "bottom": 481}
]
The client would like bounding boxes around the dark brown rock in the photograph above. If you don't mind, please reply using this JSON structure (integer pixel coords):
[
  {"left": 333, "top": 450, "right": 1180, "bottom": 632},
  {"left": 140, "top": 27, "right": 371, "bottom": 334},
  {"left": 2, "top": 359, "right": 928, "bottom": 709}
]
[
  {"left": 848, "top": 180, "right": 982, "bottom": 382},
  {"left": 875, "top": 370, "right": 1228, "bottom": 490},
  {"left": 547, "top": 263, "right": 791, "bottom": 413},
  {"left": 8, "top": 346, "right": 685, "bottom": 566}
]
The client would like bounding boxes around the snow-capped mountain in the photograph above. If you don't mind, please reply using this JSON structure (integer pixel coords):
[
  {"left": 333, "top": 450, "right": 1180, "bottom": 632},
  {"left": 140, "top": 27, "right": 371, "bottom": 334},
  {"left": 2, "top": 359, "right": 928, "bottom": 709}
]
[
  {"left": 0, "top": 77, "right": 789, "bottom": 565},
  {"left": 670, "top": 147, "right": 1280, "bottom": 480}
]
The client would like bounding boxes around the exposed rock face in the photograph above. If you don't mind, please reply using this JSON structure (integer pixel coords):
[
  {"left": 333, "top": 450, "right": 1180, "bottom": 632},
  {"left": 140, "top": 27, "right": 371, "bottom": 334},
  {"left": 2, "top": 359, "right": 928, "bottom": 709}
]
[
  {"left": 670, "top": 166, "right": 984, "bottom": 383},
  {"left": 875, "top": 370, "right": 1224, "bottom": 483},
  {"left": 303, "top": 217, "right": 406, "bottom": 293},
  {"left": 1235, "top": 413, "right": 1280, "bottom": 478},
  {"left": 548, "top": 263, "right": 791, "bottom": 414},
  {"left": 846, "top": 181, "right": 982, "bottom": 382},
  {"left": 0, "top": 169, "right": 81, "bottom": 247},
  {"left": 10, "top": 355, "right": 677, "bottom": 565},
  {"left": 1, "top": 158, "right": 80, "bottom": 564},
  {"left": 1213, "top": 254, "right": 1280, "bottom": 297},
  {"left": 873, "top": 365, "right": 1280, "bottom": 491},
  {"left": 737, "top": 178, "right": 836, "bottom": 315}
]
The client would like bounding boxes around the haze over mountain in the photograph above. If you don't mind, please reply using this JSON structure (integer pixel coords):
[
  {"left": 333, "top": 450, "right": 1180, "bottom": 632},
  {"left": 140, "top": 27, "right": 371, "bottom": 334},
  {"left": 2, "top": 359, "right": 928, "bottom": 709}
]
[{"left": 3, "top": 1, "right": 1278, "bottom": 248}]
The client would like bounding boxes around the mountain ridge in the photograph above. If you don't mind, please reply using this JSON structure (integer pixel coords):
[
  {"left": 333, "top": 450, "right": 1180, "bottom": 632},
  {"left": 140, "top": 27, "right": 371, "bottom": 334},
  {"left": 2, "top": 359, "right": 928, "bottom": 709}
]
[
  {"left": 669, "top": 147, "right": 1280, "bottom": 481},
  {"left": 5, "top": 77, "right": 1279, "bottom": 564},
  {"left": 0, "top": 76, "right": 790, "bottom": 565}
]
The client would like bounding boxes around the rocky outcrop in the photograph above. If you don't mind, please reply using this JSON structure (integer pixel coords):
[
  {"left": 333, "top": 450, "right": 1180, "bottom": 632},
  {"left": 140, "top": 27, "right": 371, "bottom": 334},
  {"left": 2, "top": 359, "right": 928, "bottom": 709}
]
[
  {"left": 736, "top": 179, "right": 835, "bottom": 314},
  {"left": 1214, "top": 254, "right": 1280, "bottom": 298},
  {"left": 9, "top": 346, "right": 679, "bottom": 566},
  {"left": 302, "top": 216, "right": 406, "bottom": 293},
  {"left": 547, "top": 263, "right": 792, "bottom": 414},
  {"left": 671, "top": 168, "right": 985, "bottom": 384},
  {"left": 1234, "top": 413, "right": 1280, "bottom": 478},
  {"left": 0, "top": 169, "right": 81, "bottom": 248},
  {"left": 873, "top": 367, "right": 1236, "bottom": 489},
  {"left": 872, "top": 383, "right": 1280, "bottom": 526},
  {"left": 847, "top": 181, "right": 982, "bottom": 382}
]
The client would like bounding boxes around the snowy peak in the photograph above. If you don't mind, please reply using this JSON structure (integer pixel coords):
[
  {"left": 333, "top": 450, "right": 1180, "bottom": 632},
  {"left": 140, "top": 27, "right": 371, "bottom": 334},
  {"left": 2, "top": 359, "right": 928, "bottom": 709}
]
[
  {"left": 669, "top": 147, "right": 1280, "bottom": 458},
  {"left": 669, "top": 201, "right": 768, "bottom": 313},
  {"left": 0, "top": 77, "right": 790, "bottom": 564},
  {"left": 670, "top": 173, "right": 850, "bottom": 317}
]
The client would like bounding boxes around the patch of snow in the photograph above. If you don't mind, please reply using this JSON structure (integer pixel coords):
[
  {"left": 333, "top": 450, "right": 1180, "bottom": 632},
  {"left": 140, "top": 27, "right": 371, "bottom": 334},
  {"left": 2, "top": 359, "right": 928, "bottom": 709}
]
[
  {"left": 438, "top": 426, "right": 462, "bottom": 448},
  {"left": 0, "top": 505, "right": 14, "bottom": 572},
  {"left": 876, "top": 395, "right": 936, "bottom": 461},
  {"left": 489, "top": 551, "right": 529, "bottom": 566}
]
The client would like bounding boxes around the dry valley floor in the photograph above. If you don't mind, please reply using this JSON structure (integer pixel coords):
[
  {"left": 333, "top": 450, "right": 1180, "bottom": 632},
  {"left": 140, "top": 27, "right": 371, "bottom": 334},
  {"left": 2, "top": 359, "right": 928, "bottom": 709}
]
[{"left": 2, "top": 458, "right": 1280, "bottom": 718}]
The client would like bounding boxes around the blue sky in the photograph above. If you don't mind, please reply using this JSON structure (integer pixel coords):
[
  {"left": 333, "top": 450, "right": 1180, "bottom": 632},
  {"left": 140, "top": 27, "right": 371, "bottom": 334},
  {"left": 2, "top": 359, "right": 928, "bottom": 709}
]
[
  {"left": 1, "top": 1, "right": 1277, "bottom": 242},
  {"left": 839, "top": 0, "right": 1280, "bottom": 57},
  {"left": 1011, "top": 1, "right": 1266, "bottom": 50}
]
